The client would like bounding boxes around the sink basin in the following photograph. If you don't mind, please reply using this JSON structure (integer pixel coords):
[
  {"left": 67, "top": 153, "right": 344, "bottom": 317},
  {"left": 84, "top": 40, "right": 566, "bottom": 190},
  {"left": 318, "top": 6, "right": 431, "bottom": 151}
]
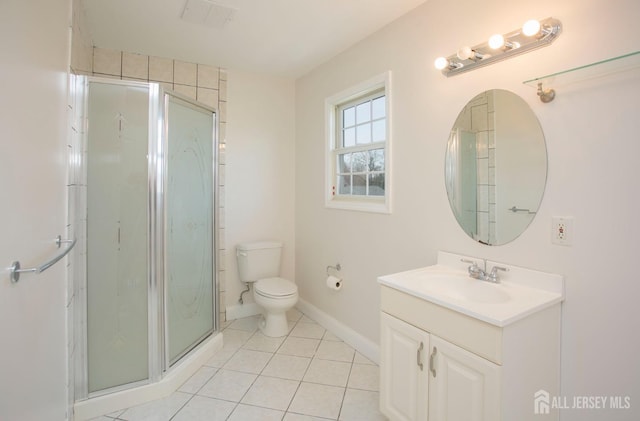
[
  {"left": 377, "top": 252, "right": 565, "bottom": 327},
  {"left": 453, "top": 282, "right": 511, "bottom": 303},
  {"left": 403, "top": 272, "right": 511, "bottom": 304}
]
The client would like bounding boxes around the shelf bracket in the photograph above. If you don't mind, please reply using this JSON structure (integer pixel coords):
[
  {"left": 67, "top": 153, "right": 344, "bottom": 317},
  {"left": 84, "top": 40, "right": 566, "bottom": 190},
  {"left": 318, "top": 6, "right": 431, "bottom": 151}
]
[{"left": 536, "top": 82, "right": 556, "bottom": 103}]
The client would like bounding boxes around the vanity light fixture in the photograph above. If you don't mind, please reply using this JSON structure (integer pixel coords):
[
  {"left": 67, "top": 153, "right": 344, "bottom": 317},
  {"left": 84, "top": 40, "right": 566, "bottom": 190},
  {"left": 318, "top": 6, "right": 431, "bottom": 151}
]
[
  {"left": 434, "top": 56, "right": 463, "bottom": 70},
  {"left": 488, "top": 34, "right": 506, "bottom": 50},
  {"left": 457, "top": 46, "right": 487, "bottom": 61},
  {"left": 522, "top": 19, "right": 542, "bottom": 37},
  {"left": 488, "top": 34, "right": 520, "bottom": 50},
  {"left": 435, "top": 17, "right": 562, "bottom": 77}
]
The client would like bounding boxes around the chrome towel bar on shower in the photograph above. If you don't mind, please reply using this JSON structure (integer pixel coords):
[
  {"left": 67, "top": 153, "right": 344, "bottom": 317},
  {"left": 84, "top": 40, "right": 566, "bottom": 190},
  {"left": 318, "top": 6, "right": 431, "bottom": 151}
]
[{"left": 9, "top": 235, "right": 77, "bottom": 283}]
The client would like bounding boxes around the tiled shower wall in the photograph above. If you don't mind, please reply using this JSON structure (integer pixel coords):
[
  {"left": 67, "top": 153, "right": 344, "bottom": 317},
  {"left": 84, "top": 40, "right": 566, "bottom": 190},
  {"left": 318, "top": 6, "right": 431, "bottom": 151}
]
[
  {"left": 88, "top": 46, "right": 228, "bottom": 324},
  {"left": 68, "top": 2, "right": 227, "bottom": 410},
  {"left": 86, "top": 47, "right": 228, "bottom": 326},
  {"left": 471, "top": 91, "right": 497, "bottom": 245},
  {"left": 458, "top": 91, "right": 497, "bottom": 244}
]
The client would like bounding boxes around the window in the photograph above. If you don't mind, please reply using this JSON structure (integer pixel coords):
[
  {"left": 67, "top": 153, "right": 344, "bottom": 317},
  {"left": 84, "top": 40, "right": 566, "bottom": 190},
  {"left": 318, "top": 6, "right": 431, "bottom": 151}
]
[{"left": 325, "top": 72, "right": 391, "bottom": 213}]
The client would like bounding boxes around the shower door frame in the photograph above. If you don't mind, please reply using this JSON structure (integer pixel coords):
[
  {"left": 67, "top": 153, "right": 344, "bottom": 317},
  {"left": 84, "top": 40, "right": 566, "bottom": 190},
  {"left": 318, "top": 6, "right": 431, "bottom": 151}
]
[
  {"left": 75, "top": 76, "right": 219, "bottom": 400},
  {"left": 159, "top": 89, "right": 219, "bottom": 370}
]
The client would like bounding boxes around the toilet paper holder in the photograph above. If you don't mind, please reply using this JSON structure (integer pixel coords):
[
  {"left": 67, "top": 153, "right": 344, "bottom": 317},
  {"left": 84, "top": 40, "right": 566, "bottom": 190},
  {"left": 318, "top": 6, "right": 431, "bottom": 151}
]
[{"left": 326, "top": 263, "right": 342, "bottom": 276}]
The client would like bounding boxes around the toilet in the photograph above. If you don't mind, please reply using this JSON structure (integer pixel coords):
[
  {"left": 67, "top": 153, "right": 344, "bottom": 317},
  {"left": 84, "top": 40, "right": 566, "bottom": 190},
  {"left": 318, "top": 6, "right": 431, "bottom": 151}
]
[{"left": 236, "top": 241, "right": 298, "bottom": 337}]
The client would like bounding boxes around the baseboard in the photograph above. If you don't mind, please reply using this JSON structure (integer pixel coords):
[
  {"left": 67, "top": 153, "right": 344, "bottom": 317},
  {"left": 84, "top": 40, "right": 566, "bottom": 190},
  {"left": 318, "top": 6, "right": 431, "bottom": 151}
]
[
  {"left": 226, "top": 302, "right": 261, "bottom": 320},
  {"left": 73, "top": 333, "right": 223, "bottom": 420},
  {"left": 296, "top": 297, "right": 379, "bottom": 364}
]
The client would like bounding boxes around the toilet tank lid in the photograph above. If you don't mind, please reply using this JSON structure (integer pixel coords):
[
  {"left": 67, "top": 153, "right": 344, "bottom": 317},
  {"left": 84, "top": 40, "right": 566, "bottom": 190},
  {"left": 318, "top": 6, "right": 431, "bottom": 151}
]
[{"left": 236, "top": 241, "right": 283, "bottom": 251}]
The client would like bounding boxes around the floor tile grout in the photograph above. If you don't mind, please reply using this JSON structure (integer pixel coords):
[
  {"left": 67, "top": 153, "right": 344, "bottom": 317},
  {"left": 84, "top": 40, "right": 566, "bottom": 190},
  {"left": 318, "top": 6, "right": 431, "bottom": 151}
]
[{"left": 94, "top": 309, "right": 385, "bottom": 421}]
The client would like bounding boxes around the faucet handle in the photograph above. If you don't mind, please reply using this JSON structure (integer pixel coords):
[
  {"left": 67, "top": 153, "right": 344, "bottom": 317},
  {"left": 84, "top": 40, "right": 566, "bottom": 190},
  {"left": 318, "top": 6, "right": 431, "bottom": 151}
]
[
  {"left": 460, "top": 258, "right": 478, "bottom": 267},
  {"left": 487, "top": 266, "right": 508, "bottom": 282},
  {"left": 461, "top": 259, "right": 483, "bottom": 278}
]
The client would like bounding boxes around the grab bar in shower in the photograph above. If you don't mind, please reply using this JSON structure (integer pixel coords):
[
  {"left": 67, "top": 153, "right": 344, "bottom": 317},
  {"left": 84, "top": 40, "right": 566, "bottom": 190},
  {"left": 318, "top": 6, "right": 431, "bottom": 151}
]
[{"left": 9, "top": 235, "right": 77, "bottom": 283}]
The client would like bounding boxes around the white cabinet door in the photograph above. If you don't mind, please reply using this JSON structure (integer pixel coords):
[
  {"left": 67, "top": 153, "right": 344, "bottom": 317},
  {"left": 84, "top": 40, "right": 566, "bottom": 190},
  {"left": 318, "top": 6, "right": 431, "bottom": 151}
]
[
  {"left": 380, "top": 312, "right": 430, "bottom": 421},
  {"left": 428, "top": 335, "right": 501, "bottom": 421}
]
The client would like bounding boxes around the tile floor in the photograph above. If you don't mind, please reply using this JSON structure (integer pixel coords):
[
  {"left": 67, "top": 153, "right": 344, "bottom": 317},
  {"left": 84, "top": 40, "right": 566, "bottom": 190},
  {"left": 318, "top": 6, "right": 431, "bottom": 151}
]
[{"left": 91, "top": 309, "right": 387, "bottom": 421}]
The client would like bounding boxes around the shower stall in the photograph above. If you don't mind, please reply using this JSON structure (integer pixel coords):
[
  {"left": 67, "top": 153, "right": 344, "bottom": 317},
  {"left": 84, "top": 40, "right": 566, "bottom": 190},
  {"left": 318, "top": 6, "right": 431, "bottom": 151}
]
[
  {"left": 71, "top": 77, "right": 220, "bottom": 415},
  {"left": 445, "top": 128, "right": 477, "bottom": 238}
]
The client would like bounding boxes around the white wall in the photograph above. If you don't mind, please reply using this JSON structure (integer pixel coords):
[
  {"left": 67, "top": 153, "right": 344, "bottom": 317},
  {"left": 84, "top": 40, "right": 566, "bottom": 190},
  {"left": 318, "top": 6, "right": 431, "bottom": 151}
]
[
  {"left": 295, "top": 0, "right": 640, "bottom": 419},
  {"left": 225, "top": 70, "right": 296, "bottom": 313},
  {"left": 0, "top": 0, "right": 71, "bottom": 419},
  {"left": 495, "top": 90, "right": 546, "bottom": 244}
]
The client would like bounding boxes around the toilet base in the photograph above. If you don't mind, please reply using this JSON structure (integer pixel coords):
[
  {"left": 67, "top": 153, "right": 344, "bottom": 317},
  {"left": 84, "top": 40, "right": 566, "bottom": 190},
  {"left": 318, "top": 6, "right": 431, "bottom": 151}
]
[
  {"left": 259, "top": 312, "right": 290, "bottom": 337},
  {"left": 253, "top": 284, "right": 298, "bottom": 338}
]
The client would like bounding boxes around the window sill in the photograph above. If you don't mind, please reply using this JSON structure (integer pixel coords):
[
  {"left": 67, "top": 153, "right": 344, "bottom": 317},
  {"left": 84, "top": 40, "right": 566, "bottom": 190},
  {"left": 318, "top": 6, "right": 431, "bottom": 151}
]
[{"left": 325, "top": 197, "right": 391, "bottom": 214}]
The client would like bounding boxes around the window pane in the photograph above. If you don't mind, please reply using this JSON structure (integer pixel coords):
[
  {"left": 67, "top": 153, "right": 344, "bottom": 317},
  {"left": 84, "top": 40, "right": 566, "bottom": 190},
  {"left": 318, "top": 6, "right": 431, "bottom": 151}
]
[
  {"left": 356, "top": 123, "right": 371, "bottom": 144},
  {"left": 372, "top": 120, "right": 385, "bottom": 142},
  {"left": 369, "top": 149, "right": 384, "bottom": 171},
  {"left": 352, "top": 152, "right": 367, "bottom": 172},
  {"left": 337, "top": 153, "right": 351, "bottom": 172},
  {"left": 372, "top": 96, "right": 385, "bottom": 119},
  {"left": 343, "top": 127, "right": 355, "bottom": 147},
  {"left": 356, "top": 101, "right": 371, "bottom": 124},
  {"left": 343, "top": 106, "right": 355, "bottom": 127},
  {"left": 352, "top": 174, "right": 366, "bottom": 195},
  {"left": 338, "top": 175, "right": 351, "bottom": 195},
  {"left": 332, "top": 88, "right": 388, "bottom": 204},
  {"left": 368, "top": 173, "right": 385, "bottom": 196}
]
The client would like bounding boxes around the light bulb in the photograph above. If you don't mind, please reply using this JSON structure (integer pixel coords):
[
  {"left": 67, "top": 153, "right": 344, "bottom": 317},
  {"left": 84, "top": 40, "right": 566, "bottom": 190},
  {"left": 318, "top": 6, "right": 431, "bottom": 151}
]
[
  {"left": 434, "top": 57, "right": 449, "bottom": 70},
  {"left": 522, "top": 19, "right": 541, "bottom": 36},
  {"left": 488, "top": 34, "right": 505, "bottom": 49},
  {"left": 457, "top": 46, "right": 473, "bottom": 60}
]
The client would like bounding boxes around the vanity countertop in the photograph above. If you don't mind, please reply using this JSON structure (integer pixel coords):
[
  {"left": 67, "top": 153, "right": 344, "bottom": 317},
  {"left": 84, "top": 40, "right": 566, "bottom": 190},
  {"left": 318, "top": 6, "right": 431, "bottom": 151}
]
[{"left": 378, "top": 255, "right": 564, "bottom": 327}]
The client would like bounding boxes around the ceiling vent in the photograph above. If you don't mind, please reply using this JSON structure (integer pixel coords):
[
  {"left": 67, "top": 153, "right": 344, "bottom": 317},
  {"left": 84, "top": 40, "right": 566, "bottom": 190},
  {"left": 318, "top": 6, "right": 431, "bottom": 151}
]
[{"left": 181, "top": 0, "right": 236, "bottom": 28}]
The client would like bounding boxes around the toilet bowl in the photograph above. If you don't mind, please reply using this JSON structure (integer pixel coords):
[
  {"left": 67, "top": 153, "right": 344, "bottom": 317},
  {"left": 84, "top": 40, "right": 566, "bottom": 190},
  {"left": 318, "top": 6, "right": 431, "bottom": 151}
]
[
  {"left": 253, "top": 277, "right": 298, "bottom": 337},
  {"left": 236, "top": 241, "right": 298, "bottom": 337}
]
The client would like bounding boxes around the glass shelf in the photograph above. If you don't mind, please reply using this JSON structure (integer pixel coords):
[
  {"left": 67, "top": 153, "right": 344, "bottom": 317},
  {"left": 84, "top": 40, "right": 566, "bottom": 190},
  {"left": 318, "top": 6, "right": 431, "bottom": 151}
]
[{"left": 523, "top": 50, "right": 640, "bottom": 90}]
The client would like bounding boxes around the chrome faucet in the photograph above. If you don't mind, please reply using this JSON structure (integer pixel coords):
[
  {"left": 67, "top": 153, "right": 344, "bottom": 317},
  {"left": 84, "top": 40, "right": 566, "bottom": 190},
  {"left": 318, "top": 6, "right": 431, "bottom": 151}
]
[
  {"left": 461, "top": 259, "right": 508, "bottom": 283},
  {"left": 485, "top": 266, "right": 508, "bottom": 283}
]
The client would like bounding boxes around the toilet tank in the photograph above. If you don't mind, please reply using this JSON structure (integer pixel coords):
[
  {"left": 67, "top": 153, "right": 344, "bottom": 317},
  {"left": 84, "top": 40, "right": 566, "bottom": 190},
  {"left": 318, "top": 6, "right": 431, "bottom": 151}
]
[{"left": 236, "top": 241, "right": 283, "bottom": 282}]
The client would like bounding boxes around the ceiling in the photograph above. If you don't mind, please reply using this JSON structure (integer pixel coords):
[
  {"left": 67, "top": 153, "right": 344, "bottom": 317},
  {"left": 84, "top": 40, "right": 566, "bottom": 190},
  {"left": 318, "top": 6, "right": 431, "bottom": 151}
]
[{"left": 81, "top": 0, "right": 426, "bottom": 78}]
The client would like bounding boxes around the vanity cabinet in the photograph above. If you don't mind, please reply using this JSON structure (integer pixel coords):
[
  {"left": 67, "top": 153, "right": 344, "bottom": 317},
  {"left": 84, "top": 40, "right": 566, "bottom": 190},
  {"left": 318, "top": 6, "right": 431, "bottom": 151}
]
[
  {"left": 379, "top": 284, "right": 561, "bottom": 421},
  {"left": 380, "top": 312, "right": 500, "bottom": 421},
  {"left": 380, "top": 312, "right": 429, "bottom": 421},
  {"left": 428, "top": 334, "right": 501, "bottom": 421}
]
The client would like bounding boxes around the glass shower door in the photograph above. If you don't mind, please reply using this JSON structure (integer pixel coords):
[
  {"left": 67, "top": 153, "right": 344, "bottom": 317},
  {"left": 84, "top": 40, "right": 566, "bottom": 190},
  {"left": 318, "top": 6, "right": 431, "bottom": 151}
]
[
  {"left": 446, "top": 128, "right": 477, "bottom": 239},
  {"left": 86, "top": 81, "right": 149, "bottom": 393},
  {"left": 82, "top": 80, "right": 217, "bottom": 397},
  {"left": 165, "top": 94, "right": 216, "bottom": 364},
  {"left": 459, "top": 129, "right": 478, "bottom": 238}
]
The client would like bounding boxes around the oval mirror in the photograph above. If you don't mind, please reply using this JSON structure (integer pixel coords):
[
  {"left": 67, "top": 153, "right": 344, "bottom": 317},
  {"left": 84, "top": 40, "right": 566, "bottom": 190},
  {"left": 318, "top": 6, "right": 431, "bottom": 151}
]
[{"left": 445, "top": 89, "right": 547, "bottom": 245}]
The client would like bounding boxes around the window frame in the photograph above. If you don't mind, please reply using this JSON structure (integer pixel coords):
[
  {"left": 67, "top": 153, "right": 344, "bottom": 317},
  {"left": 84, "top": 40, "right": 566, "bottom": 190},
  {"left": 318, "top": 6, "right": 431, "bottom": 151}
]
[{"left": 325, "top": 71, "right": 392, "bottom": 214}]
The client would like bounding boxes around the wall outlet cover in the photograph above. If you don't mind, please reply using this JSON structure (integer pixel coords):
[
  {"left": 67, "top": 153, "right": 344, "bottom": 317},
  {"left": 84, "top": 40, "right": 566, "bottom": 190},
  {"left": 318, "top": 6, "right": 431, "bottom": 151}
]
[{"left": 552, "top": 216, "right": 573, "bottom": 246}]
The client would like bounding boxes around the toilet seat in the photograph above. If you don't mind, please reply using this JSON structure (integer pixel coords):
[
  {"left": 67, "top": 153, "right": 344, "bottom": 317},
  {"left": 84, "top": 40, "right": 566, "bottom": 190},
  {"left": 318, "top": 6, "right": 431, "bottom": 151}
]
[{"left": 255, "top": 277, "right": 298, "bottom": 299}]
